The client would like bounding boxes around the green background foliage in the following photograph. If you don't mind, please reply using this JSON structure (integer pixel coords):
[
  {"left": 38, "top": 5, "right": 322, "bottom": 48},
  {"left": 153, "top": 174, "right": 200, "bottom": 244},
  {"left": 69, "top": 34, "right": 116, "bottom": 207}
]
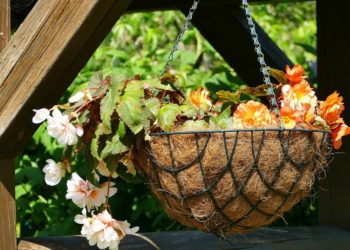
[{"left": 16, "top": 2, "right": 318, "bottom": 237}]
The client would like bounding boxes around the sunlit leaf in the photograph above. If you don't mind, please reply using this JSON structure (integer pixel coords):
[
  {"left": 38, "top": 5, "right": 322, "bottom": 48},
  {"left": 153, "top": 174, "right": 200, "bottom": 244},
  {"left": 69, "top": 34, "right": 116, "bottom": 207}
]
[
  {"left": 182, "top": 120, "right": 209, "bottom": 129},
  {"left": 269, "top": 68, "right": 287, "bottom": 85},
  {"left": 157, "top": 104, "right": 181, "bottom": 131},
  {"left": 100, "top": 122, "right": 131, "bottom": 159},
  {"left": 117, "top": 81, "right": 144, "bottom": 134},
  {"left": 144, "top": 97, "right": 160, "bottom": 119},
  {"left": 100, "top": 81, "right": 119, "bottom": 129},
  {"left": 216, "top": 90, "right": 241, "bottom": 103},
  {"left": 210, "top": 106, "right": 233, "bottom": 129}
]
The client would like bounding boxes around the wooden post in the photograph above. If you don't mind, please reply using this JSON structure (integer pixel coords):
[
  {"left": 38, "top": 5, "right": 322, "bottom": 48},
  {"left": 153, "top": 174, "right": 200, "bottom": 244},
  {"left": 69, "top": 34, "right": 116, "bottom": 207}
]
[
  {"left": 0, "top": 0, "right": 132, "bottom": 159},
  {"left": 0, "top": 0, "right": 10, "bottom": 48},
  {"left": 0, "top": 1, "right": 16, "bottom": 250},
  {"left": 0, "top": 160, "right": 16, "bottom": 250},
  {"left": 317, "top": 1, "right": 350, "bottom": 229}
]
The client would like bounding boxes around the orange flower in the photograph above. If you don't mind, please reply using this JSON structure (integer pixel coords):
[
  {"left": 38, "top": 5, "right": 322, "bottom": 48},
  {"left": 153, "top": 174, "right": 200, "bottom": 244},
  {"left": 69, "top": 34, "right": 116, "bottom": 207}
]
[
  {"left": 286, "top": 64, "right": 306, "bottom": 85},
  {"left": 280, "top": 106, "right": 302, "bottom": 129},
  {"left": 233, "top": 100, "right": 273, "bottom": 128},
  {"left": 190, "top": 88, "right": 212, "bottom": 110},
  {"left": 331, "top": 119, "right": 350, "bottom": 149},
  {"left": 320, "top": 91, "right": 344, "bottom": 126},
  {"left": 280, "top": 81, "right": 317, "bottom": 124}
]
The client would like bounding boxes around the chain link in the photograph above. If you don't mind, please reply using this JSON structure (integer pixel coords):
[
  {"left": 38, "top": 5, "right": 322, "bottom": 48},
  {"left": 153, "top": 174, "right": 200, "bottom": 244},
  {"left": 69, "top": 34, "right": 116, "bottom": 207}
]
[
  {"left": 241, "top": 0, "right": 284, "bottom": 128},
  {"left": 160, "top": 0, "right": 200, "bottom": 77}
]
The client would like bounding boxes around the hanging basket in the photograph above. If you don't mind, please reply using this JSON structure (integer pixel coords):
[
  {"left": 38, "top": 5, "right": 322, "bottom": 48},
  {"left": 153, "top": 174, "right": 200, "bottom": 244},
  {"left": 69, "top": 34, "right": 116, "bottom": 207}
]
[{"left": 136, "top": 128, "right": 330, "bottom": 235}]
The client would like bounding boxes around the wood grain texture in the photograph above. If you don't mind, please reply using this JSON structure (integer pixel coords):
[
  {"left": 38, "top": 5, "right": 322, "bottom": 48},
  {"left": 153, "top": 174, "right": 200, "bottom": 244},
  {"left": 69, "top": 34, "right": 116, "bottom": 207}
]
[
  {"left": 18, "top": 227, "right": 350, "bottom": 250},
  {"left": 0, "top": 159, "right": 16, "bottom": 250},
  {"left": 183, "top": 4, "right": 292, "bottom": 86},
  {"left": 0, "top": 0, "right": 132, "bottom": 158},
  {"left": 317, "top": 0, "right": 350, "bottom": 229},
  {"left": 0, "top": 0, "right": 10, "bottom": 51}
]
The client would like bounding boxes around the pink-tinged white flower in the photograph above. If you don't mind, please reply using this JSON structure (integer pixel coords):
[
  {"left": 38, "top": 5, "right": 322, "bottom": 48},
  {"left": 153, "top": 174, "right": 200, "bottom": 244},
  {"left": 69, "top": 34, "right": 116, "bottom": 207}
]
[
  {"left": 69, "top": 91, "right": 85, "bottom": 103},
  {"left": 66, "top": 173, "right": 117, "bottom": 211},
  {"left": 43, "top": 159, "right": 65, "bottom": 186},
  {"left": 47, "top": 109, "right": 79, "bottom": 145},
  {"left": 75, "top": 209, "right": 139, "bottom": 250},
  {"left": 32, "top": 108, "right": 50, "bottom": 124}
]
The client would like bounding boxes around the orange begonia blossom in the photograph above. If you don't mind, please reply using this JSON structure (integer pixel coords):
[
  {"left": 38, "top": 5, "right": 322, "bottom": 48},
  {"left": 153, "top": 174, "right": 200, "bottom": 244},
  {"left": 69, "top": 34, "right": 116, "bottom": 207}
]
[
  {"left": 331, "top": 119, "right": 350, "bottom": 149},
  {"left": 320, "top": 91, "right": 345, "bottom": 126},
  {"left": 286, "top": 64, "right": 306, "bottom": 86},
  {"left": 280, "top": 81, "right": 317, "bottom": 124},
  {"left": 233, "top": 100, "right": 273, "bottom": 128},
  {"left": 280, "top": 106, "right": 302, "bottom": 129},
  {"left": 190, "top": 88, "right": 212, "bottom": 110}
]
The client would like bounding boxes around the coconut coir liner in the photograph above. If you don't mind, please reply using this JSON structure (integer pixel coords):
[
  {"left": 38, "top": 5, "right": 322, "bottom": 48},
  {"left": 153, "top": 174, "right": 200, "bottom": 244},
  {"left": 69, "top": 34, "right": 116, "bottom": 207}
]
[{"left": 136, "top": 129, "right": 329, "bottom": 235}]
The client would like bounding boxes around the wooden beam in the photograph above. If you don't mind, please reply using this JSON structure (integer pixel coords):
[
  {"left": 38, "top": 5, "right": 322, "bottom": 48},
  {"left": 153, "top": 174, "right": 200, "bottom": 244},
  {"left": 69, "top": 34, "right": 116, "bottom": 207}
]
[
  {"left": 0, "top": 2, "right": 16, "bottom": 249},
  {"left": 18, "top": 227, "right": 350, "bottom": 249},
  {"left": 0, "top": 0, "right": 132, "bottom": 158},
  {"left": 127, "top": 0, "right": 312, "bottom": 13},
  {"left": 0, "top": 0, "right": 10, "bottom": 50},
  {"left": 183, "top": 4, "right": 292, "bottom": 86},
  {"left": 317, "top": 1, "right": 350, "bottom": 229},
  {"left": 0, "top": 159, "right": 16, "bottom": 250}
]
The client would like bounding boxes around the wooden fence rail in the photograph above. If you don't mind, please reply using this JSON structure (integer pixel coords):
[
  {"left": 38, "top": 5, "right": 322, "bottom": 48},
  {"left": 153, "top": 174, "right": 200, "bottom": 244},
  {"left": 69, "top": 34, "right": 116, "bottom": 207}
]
[{"left": 17, "top": 227, "right": 350, "bottom": 250}]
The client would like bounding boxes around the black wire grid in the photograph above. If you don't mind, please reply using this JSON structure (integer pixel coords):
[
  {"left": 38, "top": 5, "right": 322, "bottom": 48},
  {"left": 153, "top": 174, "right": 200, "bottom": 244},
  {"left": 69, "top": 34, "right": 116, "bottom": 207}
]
[{"left": 144, "top": 128, "right": 331, "bottom": 234}]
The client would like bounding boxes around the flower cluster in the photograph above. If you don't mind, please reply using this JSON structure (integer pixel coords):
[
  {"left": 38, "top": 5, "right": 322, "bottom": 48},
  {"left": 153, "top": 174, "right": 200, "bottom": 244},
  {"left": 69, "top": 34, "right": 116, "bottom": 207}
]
[
  {"left": 33, "top": 108, "right": 83, "bottom": 145},
  {"left": 188, "top": 65, "right": 349, "bottom": 149},
  {"left": 75, "top": 209, "right": 139, "bottom": 250},
  {"left": 32, "top": 78, "right": 141, "bottom": 250}
]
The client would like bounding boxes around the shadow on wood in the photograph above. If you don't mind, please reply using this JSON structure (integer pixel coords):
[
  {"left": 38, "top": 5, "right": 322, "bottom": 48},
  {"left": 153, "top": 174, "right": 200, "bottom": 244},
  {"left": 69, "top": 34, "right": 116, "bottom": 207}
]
[{"left": 18, "top": 227, "right": 350, "bottom": 250}]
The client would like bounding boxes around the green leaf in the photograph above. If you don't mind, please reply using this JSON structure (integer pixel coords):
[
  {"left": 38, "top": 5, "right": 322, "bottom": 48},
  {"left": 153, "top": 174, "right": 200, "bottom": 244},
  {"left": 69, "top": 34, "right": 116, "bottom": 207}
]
[
  {"left": 90, "top": 123, "right": 111, "bottom": 160},
  {"left": 269, "top": 68, "right": 287, "bottom": 85},
  {"left": 180, "top": 104, "right": 197, "bottom": 118},
  {"left": 100, "top": 122, "right": 131, "bottom": 159},
  {"left": 16, "top": 183, "right": 32, "bottom": 199},
  {"left": 240, "top": 84, "right": 269, "bottom": 97},
  {"left": 117, "top": 81, "right": 144, "bottom": 134},
  {"left": 157, "top": 104, "right": 180, "bottom": 131},
  {"left": 182, "top": 120, "right": 209, "bottom": 129},
  {"left": 88, "top": 71, "right": 103, "bottom": 88},
  {"left": 210, "top": 106, "right": 233, "bottom": 129},
  {"left": 144, "top": 97, "right": 160, "bottom": 119},
  {"left": 295, "top": 42, "right": 317, "bottom": 56},
  {"left": 100, "top": 81, "right": 120, "bottom": 129},
  {"left": 216, "top": 90, "right": 241, "bottom": 104}
]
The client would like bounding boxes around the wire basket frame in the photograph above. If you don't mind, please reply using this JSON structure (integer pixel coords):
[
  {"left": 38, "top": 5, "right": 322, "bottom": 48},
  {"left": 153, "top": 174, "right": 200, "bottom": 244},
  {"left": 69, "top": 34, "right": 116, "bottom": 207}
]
[{"left": 138, "top": 129, "right": 331, "bottom": 235}]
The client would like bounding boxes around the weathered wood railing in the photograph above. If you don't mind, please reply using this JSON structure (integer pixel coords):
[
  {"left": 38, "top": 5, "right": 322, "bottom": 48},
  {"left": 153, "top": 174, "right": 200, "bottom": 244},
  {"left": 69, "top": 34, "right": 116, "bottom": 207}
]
[{"left": 17, "top": 227, "right": 350, "bottom": 250}]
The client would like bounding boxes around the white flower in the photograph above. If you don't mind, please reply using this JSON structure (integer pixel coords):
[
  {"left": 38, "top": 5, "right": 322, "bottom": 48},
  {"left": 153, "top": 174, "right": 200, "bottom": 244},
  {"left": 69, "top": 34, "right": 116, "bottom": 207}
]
[
  {"left": 69, "top": 91, "right": 85, "bottom": 103},
  {"left": 76, "top": 124, "right": 84, "bottom": 137},
  {"left": 47, "top": 109, "right": 78, "bottom": 145},
  {"left": 32, "top": 108, "right": 50, "bottom": 124},
  {"left": 66, "top": 173, "right": 117, "bottom": 211},
  {"left": 43, "top": 159, "right": 65, "bottom": 186},
  {"left": 75, "top": 210, "right": 139, "bottom": 250}
]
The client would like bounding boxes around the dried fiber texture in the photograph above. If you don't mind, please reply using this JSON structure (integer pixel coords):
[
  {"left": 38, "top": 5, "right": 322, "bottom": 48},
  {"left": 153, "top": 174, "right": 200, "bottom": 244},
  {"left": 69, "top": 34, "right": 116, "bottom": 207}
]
[{"left": 136, "top": 129, "right": 330, "bottom": 235}]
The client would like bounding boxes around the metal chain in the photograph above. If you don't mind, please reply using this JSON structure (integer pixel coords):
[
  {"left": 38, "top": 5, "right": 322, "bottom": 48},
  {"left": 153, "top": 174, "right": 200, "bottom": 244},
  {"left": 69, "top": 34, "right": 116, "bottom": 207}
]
[
  {"left": 160, "top": 0, "right": 200, "bottom": 77},
  {"left": 241, "top": 0, "right": 284, "bottom": 128}
]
